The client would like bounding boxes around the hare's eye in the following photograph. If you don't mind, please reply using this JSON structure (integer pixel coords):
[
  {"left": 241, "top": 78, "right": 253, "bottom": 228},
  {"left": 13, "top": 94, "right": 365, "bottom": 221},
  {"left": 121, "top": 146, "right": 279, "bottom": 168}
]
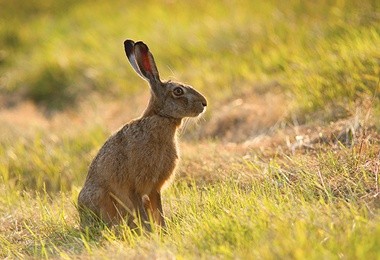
[{"left": 173, "top": 87, "right": 184, "bottom": 96}]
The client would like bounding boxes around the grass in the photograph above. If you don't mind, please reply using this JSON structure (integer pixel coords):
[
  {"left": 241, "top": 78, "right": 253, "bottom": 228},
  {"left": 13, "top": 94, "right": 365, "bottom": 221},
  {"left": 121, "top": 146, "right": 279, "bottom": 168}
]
[
  {"left": 1, "top": 0, "right": 380, "bottom": 259},
  {"left": 1, "top": 148, "right": 380, "bottom": 258},
  {"left": 1, "top": 0, "right": 378, "bottom": 114},
  {"left": 1, "top": 130, "right": 379, "bottom": 258}
]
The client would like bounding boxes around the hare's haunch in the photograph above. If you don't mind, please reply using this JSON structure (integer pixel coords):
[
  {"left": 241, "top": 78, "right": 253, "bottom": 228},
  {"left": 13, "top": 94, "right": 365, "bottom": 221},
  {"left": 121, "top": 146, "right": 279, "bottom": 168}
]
[{"left": 78, "top": 40, "right": 207, "bottom": 230}]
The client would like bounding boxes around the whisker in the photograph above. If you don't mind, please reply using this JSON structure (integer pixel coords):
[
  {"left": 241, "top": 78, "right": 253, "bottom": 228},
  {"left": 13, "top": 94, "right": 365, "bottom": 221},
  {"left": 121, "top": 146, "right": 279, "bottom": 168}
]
[
  {"left": 184, "top": 117, "right": 191, "bottom": 133},
  {"left": 196, "top": 113, "right": 206, "bottom": 125},
  {"left": 166, "top": 65, "right": 177, "bottom": 81},
  {"left": 179, "top": 117, "right": 190, "bottom": 136}
]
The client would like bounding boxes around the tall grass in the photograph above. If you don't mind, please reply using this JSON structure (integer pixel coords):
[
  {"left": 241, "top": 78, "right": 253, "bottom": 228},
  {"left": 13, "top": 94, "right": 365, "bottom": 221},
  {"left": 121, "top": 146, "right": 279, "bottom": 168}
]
[
  {"left": 1, "top": 0, "right": 378, "bottom": 114},
  {"left": 1, "top": 0, "right": 380, "bottom": 258},
  {"left": 0, "top": 126, "right": 106, "bottom": 192},
  {"left": 1, "top": 158, "right": 379, "bottom": 258}
]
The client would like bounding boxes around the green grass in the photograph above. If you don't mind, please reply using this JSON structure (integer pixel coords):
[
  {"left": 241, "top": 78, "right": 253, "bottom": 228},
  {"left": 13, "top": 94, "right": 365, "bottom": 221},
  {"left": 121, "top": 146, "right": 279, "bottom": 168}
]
[
  {"left": 1, "top": 0, "right": 380, "bottom": 259},
  {"left": 0, "top": 126, "right": 106, "bottom": 192},
  {"left": 1, "top": 0, "right": 378, "bottom": 114},
  {"left": 1, "top": 156, "right": 379, "bottom": 258},
  {"left": 1, "top": 128, "right": 379, "bottom": 258}
]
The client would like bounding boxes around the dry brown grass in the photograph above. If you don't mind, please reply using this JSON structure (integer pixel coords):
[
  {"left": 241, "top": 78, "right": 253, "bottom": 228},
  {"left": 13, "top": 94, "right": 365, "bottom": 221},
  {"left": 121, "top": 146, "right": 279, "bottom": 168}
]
[{"left": 201, "top": 82, "right": 288, "bottom": 143}]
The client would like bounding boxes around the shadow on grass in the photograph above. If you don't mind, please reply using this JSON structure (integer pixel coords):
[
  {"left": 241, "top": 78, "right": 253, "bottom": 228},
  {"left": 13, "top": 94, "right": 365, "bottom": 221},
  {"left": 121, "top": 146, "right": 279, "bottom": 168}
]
[
  {"left": 20, "top": 216, "right": 155, "bottom": 258},
  {"left": 19, "top": 223, "right": 116, "bottom": 258}
]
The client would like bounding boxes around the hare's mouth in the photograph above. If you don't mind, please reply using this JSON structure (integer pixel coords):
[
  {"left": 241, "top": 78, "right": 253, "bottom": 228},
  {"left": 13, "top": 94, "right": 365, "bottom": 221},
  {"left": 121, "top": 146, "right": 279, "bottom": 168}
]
[
  {"left": 190, "top": 106, "right": 206, "bottom": 117},
  {"left": 199, "top": 106, "right": 206, "bottom": 114}
]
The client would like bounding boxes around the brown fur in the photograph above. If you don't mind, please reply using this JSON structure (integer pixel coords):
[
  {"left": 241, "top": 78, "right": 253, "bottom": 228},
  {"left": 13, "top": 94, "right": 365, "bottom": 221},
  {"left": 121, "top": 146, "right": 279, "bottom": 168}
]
[{"left": 78, "top": 40, "right": 207, "bottom": 230}]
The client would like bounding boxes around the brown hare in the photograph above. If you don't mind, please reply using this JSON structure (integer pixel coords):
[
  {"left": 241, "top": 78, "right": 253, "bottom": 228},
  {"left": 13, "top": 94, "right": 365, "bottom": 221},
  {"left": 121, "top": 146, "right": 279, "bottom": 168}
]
[{"left": 78, "top": 40, "right": 207, "bottom": 230}]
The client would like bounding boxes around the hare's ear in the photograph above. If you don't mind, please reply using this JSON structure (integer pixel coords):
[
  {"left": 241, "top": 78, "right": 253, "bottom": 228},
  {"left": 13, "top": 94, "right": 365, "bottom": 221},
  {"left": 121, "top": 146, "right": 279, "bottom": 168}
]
[
  {"left": 133, "top": 41, "right": 160, "bottom": 83},
  {"left": 124, "top": 40, "right": 147, "bottom": 80}
]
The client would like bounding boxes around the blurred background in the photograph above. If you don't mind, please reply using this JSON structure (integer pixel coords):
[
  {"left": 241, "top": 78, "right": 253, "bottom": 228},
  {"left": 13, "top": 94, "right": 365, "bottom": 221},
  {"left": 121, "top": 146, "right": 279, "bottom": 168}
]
[{"left": 0, "top": 0, "right": 379, "bottom": 191}]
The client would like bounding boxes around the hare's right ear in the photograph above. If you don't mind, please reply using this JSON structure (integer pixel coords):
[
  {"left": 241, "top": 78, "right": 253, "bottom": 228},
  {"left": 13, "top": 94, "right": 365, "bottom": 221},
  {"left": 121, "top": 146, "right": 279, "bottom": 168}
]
[
  {"left": 124, "top": 40, "right": 147, "bottom": 80},
  {"left": 124, "top": 40, "right": 160, "bottom": 83}
]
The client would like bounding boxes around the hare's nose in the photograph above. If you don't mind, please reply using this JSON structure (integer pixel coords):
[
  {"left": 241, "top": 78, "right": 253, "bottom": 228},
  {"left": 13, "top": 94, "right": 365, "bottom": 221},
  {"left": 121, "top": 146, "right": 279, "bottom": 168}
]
[{"left": 201, "top": 97, "right": 207, "bottom": 107}]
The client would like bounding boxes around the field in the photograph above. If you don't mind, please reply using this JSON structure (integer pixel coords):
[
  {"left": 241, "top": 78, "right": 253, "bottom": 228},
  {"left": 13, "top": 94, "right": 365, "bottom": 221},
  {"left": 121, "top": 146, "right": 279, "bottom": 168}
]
[{"left": 1, "top": 0, "right": 380, "bottom": 259}]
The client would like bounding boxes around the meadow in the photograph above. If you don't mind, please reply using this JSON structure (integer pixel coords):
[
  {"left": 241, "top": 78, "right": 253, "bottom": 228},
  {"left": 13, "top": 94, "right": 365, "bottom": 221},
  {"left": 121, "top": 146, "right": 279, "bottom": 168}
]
[{"left": 0, "top": 0, "right": 379, "bottom": 258}]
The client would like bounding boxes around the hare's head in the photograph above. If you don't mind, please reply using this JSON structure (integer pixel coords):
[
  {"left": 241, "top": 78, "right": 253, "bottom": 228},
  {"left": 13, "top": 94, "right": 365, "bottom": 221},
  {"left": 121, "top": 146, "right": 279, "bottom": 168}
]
[{"left": 124, "top": 40, "right": 207, "bottom": 119}]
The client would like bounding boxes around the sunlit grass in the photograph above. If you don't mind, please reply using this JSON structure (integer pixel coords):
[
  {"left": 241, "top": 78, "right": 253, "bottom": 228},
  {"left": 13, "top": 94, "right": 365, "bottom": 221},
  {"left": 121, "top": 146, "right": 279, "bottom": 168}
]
[
  {"left": 0, "top": 126, "right": 107, "bottom": 192},
  {"left": 1, "top": 122, "right": 379, "bottom": 258},
  {"left": 1, "top": 162, "right": 379, "bottom": 258},
  {"left": 1, "top": 0, "right": 380, "bottom": 258},
  {"left": 1, "top": 0, "right": 378, "bottom": 114}
]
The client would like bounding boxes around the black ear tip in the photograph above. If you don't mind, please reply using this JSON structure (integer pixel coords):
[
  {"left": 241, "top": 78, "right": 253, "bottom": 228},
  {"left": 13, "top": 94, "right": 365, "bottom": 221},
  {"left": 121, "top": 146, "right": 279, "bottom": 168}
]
[
  {"left": 124, "top": 39, "right": 135, "bottom": 56},
  {"left": 135, "top": 41, "right": 149, "bottom": 51},
  {"left": 124, "top": 39, "right": 135, "bottom": 46}
]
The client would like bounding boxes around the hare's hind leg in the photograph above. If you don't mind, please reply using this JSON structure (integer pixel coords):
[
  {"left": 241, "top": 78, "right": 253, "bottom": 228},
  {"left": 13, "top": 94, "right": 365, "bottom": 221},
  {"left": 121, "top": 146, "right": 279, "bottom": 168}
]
[
  {"left": 101, "top": 192, "right": 137, "bottom": 227},
  {"left": 78, "top": 204, "right": 102, "bottom": 229},
  {"left": 78, "top": 188, "right": 131, "bottom": 227},
  {"left": 98, "top": 197, "right": 121, "bottom": 226},
  {"left": 131, "top": 192, "right": 152, "bottom": 232},
  {"left": 148, "top": 190, "right": 166, "bottom": 228},
  {"left": 78, "top": 189, "right": 104, "bottom": 228}
]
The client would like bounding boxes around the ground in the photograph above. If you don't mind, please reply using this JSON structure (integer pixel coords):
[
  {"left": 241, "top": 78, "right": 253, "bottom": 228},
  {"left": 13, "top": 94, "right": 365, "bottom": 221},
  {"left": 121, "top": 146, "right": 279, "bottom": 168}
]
[{"left": 0, "top": 0, "right": 379, "bottom": 259}]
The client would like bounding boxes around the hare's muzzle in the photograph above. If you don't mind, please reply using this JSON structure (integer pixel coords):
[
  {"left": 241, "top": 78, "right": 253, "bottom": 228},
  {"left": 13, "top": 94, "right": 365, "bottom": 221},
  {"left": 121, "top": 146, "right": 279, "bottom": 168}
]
[
  {"left": 197, "top": 98, "right": 207, "bottom": 114},
  {"left": 199, "top": 93, "right": 207, "bottom": 107},
  {"left": 184, "top": 86, "right": 207, "bottom": 116}
]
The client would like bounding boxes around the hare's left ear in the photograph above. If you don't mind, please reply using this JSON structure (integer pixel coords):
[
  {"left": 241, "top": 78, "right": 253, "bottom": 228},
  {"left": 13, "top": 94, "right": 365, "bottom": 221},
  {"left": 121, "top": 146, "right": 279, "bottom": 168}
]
[{"left": 124, "top": 40, "right": 160, "bottom": 83}]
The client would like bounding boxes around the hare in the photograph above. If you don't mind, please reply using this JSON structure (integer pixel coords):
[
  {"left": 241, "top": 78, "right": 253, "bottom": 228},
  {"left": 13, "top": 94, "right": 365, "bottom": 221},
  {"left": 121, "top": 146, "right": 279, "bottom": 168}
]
[{"left": 78, "top": 40, "right": 207, "bottom": 230}]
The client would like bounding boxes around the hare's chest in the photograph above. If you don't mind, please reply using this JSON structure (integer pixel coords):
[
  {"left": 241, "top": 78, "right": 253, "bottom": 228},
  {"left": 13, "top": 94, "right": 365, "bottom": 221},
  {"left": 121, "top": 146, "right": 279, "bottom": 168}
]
[
  {"left": 157, "top": 141, "right": 179, "bottom": 173},
  {"left": 144, "top": 138, "right": 178, "bottom": 177},
  {"left": 120, "top": 119, "right": 180, "bottom": 187},
  {"left": 126, "top": 135, "right": 179, "bottom": 182}
]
